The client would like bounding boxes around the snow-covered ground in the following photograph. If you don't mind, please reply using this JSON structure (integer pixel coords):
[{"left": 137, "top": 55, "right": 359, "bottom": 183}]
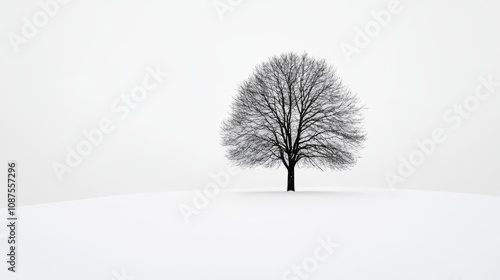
[{"left": 1, "top": 189, "right": 500, "bottom": 280}]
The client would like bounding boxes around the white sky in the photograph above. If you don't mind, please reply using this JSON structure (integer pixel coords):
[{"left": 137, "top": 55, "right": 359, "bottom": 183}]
[{"left": 1, "top": 0, "right": 499, "bottom": 205}]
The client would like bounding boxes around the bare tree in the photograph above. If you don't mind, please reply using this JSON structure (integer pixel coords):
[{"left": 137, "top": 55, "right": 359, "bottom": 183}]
[{"left": 221, "top": 53, "right": 365, "bottom": 191}]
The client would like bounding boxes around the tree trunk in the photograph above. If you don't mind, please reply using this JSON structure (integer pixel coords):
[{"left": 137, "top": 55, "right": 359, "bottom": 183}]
[{"left": 287, "top": 166, "right": 295, "bottom": 192}]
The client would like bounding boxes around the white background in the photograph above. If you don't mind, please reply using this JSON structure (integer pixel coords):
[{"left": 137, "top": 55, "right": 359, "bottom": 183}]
[{"left": 1, "top": 0, "right": 500, "bottom": 205}]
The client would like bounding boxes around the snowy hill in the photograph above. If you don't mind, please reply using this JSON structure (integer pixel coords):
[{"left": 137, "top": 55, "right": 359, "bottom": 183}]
[{"left": 1, "top": 189, "right": 500, "bottom": 280}]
